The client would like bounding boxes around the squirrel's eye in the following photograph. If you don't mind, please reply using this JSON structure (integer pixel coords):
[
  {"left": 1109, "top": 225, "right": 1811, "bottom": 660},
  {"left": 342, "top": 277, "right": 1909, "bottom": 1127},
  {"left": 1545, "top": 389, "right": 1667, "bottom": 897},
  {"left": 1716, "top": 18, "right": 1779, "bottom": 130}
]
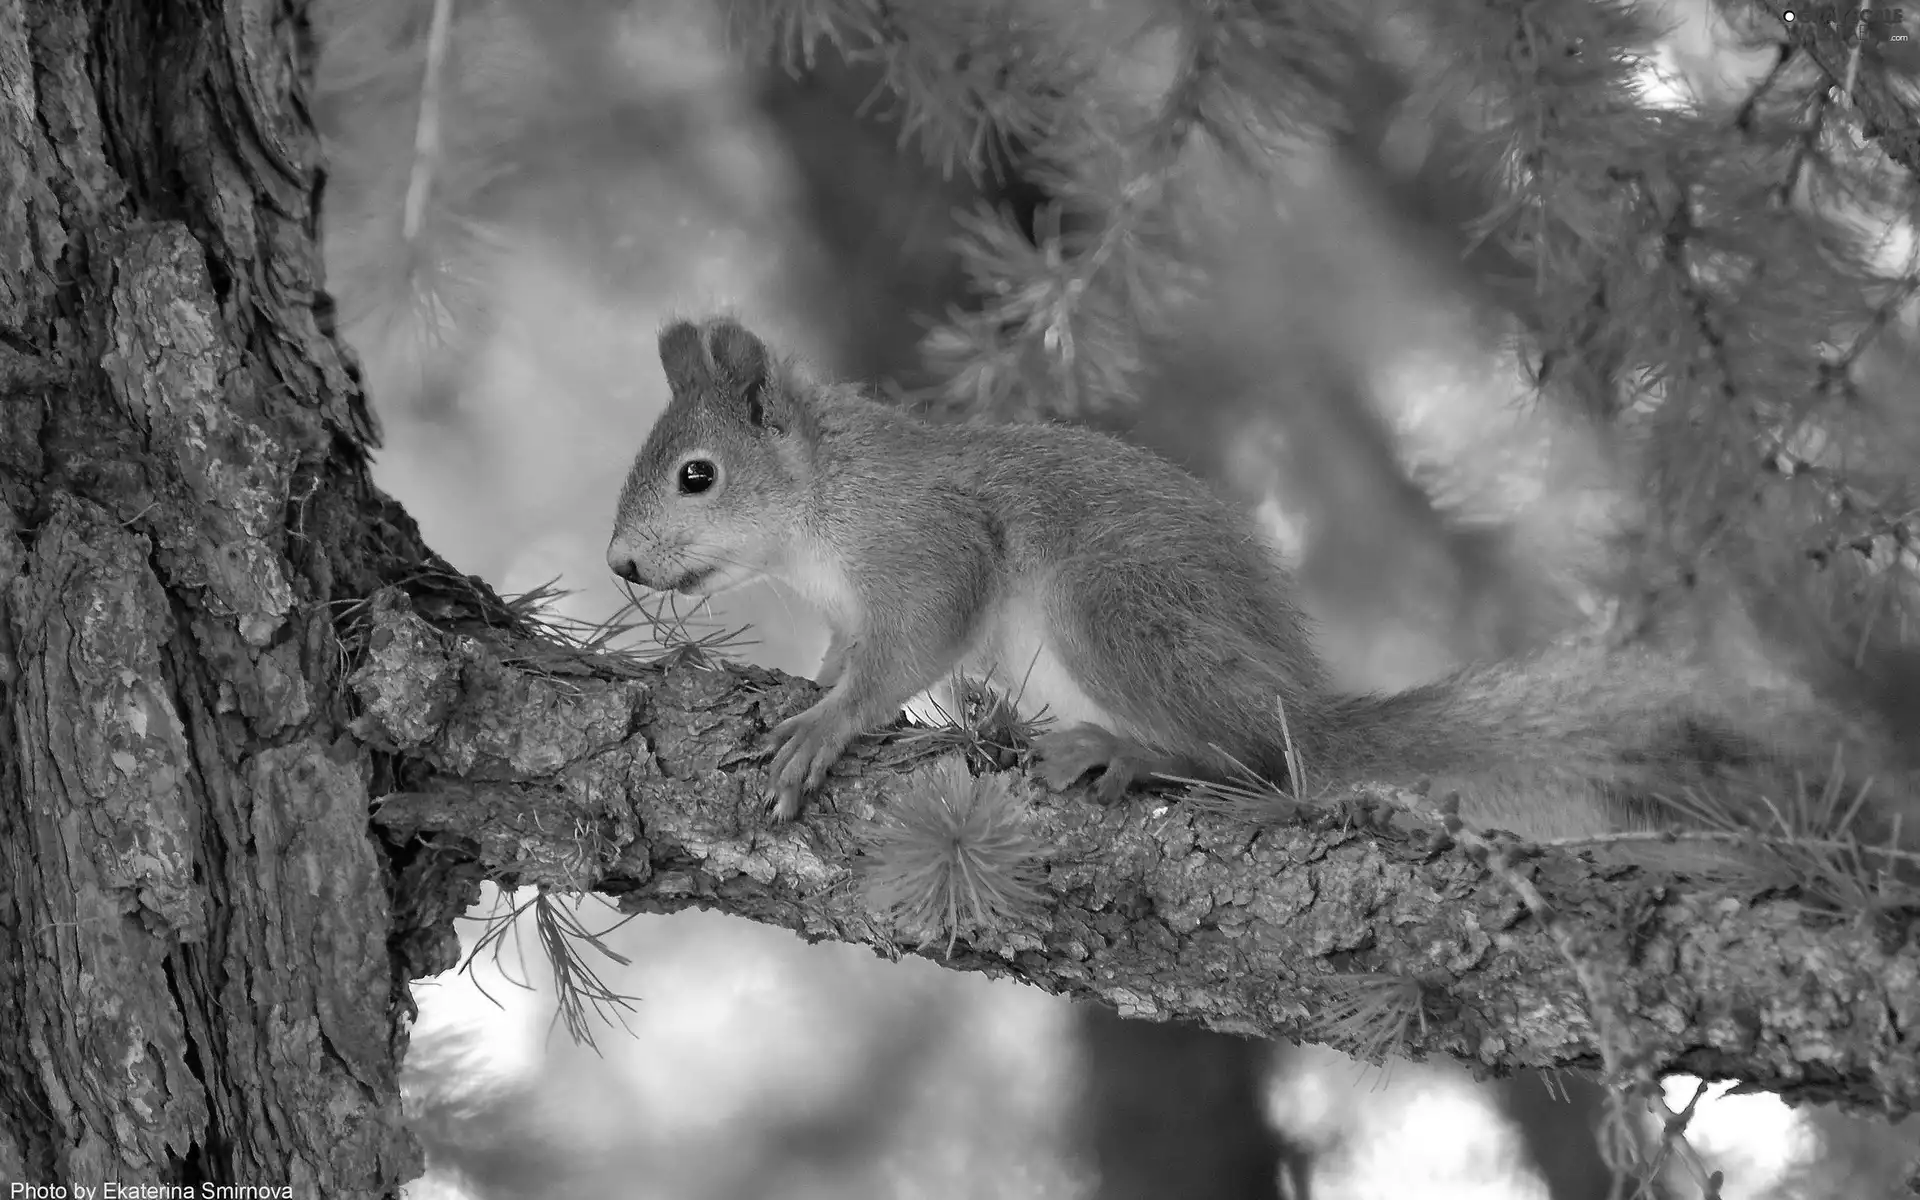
[{"left": 677, "top": 459, "right": 718, "bottom": 495}]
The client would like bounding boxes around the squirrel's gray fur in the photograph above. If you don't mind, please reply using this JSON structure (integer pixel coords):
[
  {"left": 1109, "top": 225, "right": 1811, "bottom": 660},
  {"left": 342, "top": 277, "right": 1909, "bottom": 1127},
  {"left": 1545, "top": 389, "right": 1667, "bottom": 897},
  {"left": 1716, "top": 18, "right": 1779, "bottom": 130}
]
[{"left": 610, "top": 316, "right": 1915, "bottom": 844}]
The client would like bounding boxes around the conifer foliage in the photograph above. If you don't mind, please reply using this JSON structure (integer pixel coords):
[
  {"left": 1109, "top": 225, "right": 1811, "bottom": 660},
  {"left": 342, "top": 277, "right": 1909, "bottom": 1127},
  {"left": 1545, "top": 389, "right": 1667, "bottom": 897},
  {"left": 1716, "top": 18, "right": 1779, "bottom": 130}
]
[{"left": 727, "top": 0, "right": 1919, "bottom": 669}]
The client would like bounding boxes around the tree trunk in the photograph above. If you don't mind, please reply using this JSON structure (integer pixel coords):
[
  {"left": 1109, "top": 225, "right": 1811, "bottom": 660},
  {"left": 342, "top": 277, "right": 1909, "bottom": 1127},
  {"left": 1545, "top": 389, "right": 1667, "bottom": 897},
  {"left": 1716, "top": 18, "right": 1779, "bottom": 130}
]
[{"left": 0, "top": 1, "right": 469, "bottom": 1193}]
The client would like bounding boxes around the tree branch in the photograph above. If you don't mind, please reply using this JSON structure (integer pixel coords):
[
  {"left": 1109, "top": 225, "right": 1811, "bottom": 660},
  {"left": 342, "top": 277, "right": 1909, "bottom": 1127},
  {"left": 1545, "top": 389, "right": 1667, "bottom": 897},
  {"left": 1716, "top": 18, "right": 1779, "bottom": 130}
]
[{"left": 350, "top": 590, "right": 1920, "bottom": 1118}]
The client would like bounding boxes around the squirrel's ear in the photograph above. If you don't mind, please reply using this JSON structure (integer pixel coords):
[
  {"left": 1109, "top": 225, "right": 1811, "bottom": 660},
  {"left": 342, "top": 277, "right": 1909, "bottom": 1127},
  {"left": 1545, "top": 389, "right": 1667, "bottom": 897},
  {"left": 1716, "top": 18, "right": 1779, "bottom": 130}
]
[
  {"left": 704, "top": 319, "right": 776, "bottom": 429},
  {"left": 658, "top": 321, "right": 709, "bottom": 393}
]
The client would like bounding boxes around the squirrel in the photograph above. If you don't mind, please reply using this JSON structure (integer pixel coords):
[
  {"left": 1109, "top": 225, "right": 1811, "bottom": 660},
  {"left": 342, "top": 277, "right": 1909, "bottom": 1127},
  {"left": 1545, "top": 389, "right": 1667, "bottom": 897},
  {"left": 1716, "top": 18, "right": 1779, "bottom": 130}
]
[{"left": 607, "top": 315, "right": 1915, "bottom": 847}]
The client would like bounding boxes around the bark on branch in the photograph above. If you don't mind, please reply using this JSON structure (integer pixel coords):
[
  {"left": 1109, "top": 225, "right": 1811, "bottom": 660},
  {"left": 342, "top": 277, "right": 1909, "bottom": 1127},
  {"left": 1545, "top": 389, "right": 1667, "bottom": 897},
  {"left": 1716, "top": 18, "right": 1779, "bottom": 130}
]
[{"left": 351, "top": 590, "right": 1920, "bottom": 1120}]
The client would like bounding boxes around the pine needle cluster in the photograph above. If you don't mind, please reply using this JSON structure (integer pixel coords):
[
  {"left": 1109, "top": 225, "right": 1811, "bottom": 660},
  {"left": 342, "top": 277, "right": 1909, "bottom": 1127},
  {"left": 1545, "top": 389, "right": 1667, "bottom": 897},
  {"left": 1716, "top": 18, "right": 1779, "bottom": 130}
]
[
  {"left": 858, "top": 756, "right": 1047, "bottom": 954},
  {"left": 723, "top": 0, "right": 1918, "bottom": 647}
]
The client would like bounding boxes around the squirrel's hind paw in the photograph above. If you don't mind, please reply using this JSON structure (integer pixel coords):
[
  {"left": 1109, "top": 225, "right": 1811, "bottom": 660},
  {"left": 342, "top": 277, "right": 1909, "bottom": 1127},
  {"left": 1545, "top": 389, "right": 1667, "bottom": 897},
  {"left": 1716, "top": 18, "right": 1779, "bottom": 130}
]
[{"left": 1032, "top": 724, "right": 1168, "bottom": 804}]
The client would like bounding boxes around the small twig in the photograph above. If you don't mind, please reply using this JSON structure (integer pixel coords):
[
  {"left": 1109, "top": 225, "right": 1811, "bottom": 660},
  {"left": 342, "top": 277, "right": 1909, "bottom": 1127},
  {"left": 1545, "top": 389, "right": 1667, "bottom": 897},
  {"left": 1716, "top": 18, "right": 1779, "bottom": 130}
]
[
  {"left": 1840, "top": 0, "right": 1874, "bottom": 109},
  {"left": 1642, "top": 1082, "right": 1726, "bottom": 1200},
  {"left": 403, "top": 0, "right": 457, "bottom": 244},
  {"left": 1778, "top": 78, "right": 1833, "bottom": 215},
  {"left": 1540, "top": 828, "right": 1920, "bottom": 868},
  {"left": 1733, "top": 41, "right": 1797, "bottom": 134}
]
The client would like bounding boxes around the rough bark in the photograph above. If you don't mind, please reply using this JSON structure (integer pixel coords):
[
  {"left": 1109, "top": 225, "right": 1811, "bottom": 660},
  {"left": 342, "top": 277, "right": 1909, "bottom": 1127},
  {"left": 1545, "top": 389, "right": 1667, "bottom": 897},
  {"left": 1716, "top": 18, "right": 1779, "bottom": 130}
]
[
  {"left": 354, "top": 594, "right": 1920, "bottom": 1119},
  {"left": 0, "top": 0, "right": 477, "bottom": 1193},
  {"left": 0, "top": 2, "right": 1915, "bottom": 1198}
]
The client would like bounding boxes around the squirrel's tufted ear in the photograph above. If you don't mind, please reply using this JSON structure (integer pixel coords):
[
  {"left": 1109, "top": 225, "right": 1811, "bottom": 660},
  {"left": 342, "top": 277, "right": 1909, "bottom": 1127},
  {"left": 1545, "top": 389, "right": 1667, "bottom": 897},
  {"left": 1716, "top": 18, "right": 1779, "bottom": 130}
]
[
  {"left": 658, "top": 316, "right": 787, "bottom": 430},
  {"left": 703, "top": 319, "right": 776, "bottom": 429},
  {"left": 658, "top": 321, "right": 708, "bottom": 393},
  {"left": 705, "top": 320, "right": 768, "bottom": 389}
]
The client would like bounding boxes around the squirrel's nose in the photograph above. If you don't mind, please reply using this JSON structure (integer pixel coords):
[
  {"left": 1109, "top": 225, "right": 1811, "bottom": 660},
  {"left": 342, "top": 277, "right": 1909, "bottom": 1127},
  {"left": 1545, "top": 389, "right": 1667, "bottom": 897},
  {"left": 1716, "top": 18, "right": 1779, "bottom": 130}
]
[{"left": 607, "top": 547, "right": 642, "bottom": 585}]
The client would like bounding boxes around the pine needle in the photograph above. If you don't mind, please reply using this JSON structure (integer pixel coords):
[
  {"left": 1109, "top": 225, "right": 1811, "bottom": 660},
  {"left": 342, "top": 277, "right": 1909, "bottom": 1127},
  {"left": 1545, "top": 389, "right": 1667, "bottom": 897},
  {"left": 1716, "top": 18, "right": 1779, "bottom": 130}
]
[
  {"left": 1309, "top": 973, "right": 1428, "bottom": 1066},
  {"left": 459, "top": 887, "right": 643, "bottom": 1053},
  {"left": 493, "top": 577, "right": 755, "bottom": 680}
]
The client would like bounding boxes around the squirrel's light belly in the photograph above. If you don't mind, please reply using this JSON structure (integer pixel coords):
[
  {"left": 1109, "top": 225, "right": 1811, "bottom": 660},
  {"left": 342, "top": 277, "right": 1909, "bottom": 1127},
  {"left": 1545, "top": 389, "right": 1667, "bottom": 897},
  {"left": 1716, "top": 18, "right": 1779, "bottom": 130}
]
[{"left": 960, "top": 586, "right": 1131, "bottom": 738}]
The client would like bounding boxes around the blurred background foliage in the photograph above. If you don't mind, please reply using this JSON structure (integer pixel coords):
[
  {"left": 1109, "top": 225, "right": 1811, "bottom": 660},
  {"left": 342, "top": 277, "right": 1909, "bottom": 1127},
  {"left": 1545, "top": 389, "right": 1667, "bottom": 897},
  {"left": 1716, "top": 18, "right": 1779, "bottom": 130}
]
[{"left": 311, "top": 0, "right": 1920, "bottom": 1195}]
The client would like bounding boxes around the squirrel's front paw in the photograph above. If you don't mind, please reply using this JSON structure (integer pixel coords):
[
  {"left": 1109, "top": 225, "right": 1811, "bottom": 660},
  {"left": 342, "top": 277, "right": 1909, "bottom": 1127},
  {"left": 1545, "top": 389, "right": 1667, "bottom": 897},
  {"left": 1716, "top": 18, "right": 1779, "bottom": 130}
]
[
  {"left": 764, "top": 705, "right": 858, "bottom": 821},
  {"left": 1031, "top": 724, "right": 1149, "bottom": 805}
]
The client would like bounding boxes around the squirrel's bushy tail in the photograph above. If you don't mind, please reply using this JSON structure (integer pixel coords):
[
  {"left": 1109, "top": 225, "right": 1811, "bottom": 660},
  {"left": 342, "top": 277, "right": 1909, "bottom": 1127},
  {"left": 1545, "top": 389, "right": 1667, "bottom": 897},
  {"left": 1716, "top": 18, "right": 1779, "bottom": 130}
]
[{"left": 1295, "top": 639, "right": 1905, "bottom": 844}]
